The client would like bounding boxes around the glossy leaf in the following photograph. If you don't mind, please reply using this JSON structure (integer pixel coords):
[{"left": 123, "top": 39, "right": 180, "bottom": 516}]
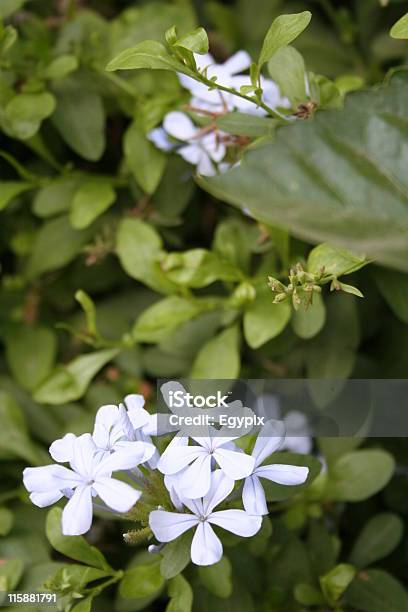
[
  {"left": 327, "top": 450, "right": 395, "bottom": 502},
  {"left": 70, "top": 180, "right": 116, "bottom": 229},
  {"left": 349, "top": 513, "right": 404, "bottom": 569},
  {"left": 5, "top": 325, "right": 57, "bottom": 391},
  {"left": 46, "top": 508, "right": 111, "bottom": 570},
  {"left": 258, "top": 11, "right": 312, "bottom": 67},
  {"left": 34, "top": 348, "right": 119, "bottom": 405},
  {"left": 201, "top": 71, "right": 408, "bottom": 271},
  {"left": 191, "top": 325, "right": 240, "bottom": 378}
]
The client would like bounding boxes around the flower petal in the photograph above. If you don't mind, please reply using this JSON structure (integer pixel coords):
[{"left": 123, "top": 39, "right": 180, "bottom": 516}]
[
  {"left": 242, "top": 475, "right": 268, "bottom": 515},
  {"left": 70, "top": 434, "right": 98, "bottom": 478},
  {"left": 202, "top": 470, "right": 234, "bottom": 515},
  {"left": 178, "top": 143, "right": 202, "bottom": 165},
  {"left": 255, "top": 464, "right": 309, "bottom": 485},
  {"left": 191, "top": 522, "right": 223, "bottom": 566},
  {"left": 208, "top": 509, "right": 262, "bottom": 537},
  {"left": 213, "top": 448, "right": 255, "bottom": 480},
  {"left": 148, "top": 127, "right": 175, "bottom": 151},
  {"left": 92, "top": 404, "right": 120, "bottom": 449},
  {"left": 93, "top": 477, "right": 141, "bottom": 513},
  {"left": 149, "top": 510, "right": 198, "bottom": 542},
  {"left": 49, "top": 433, "right": 77, "bottom": 462},
  {"left": 124, "top": 394, "right": 150, "bottom": 430},
  {"left": 196, "top": 152, "right": 216, "bottom": 176},
  {"left": 30, "top": 490, "right": 64, "bottom": 508},
  {"left": 164, "top": 112, "right": 197, "bottom": 141},
  {"left": 94, "top": 443, "right": 153, "bottom": 475},
  {"left": 62, "top": 485, "right": 93, "bottom": 535},
  {"left": 223, "top": 50, "right": 251, "bottom": 75},
  {"left": 251, "top": 420, "right": 286, "bottom": 468},
  {"left": 178, "top": 453, "right": 212, "bottom": 499},
  {"left": 23, "top": 465, "right": 83, "bottom": 493},
  {"left": 158, "top": 439, "right": 206, "bottom": 475}
]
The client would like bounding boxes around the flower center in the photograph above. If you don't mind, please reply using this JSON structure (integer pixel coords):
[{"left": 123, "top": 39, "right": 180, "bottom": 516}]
[{"left": 199, "top": 515, "right": 206, "bottom": 522}]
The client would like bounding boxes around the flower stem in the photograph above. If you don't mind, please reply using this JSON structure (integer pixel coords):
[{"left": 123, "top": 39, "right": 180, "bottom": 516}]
[{"left": 197, "top": 75, "right": 291, "bottom": 123}]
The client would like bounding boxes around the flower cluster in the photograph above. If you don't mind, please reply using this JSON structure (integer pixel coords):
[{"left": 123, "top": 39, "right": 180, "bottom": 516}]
[
  {"left": 23, "top": 393, "right": 309, "bottom": 566},
  {"left": 149, "top": 51, "right": 289, "bottom": 176}
]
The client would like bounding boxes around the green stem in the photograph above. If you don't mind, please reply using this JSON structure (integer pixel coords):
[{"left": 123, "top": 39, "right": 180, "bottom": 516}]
[{"left": 198, "top": 75, "right": 291, "bottom": 123}]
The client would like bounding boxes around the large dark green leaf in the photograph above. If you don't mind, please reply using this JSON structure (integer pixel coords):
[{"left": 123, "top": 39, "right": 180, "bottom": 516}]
[
  {"left": 345, "top": 570, "right": 408, "bottom": 612},
  {"left": 200, "top": 70, "right": 408, "bottom": 271}
]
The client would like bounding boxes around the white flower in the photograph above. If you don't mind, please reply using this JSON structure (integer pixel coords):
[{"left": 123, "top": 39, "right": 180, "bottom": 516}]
[
  {"left": 23, "top": 433, "right": 151, "bottom": 535},
  {"left": 150, "top": 470, "right": 261, "bottom": 566},
  {"left": 178, "top": 50, "right": 289, "bottom": 115},
  {"left": 178, "top": 50, "right": 252, "bottom": 112},
  {"left": 153, "top": 111, "right": 226, "bottom": 176},
  {"left": 242, "top": 420, "right": 309, "bottom": 515},
  {"left": 158, "top": 427, "right": 255, "bottom": 499},
  {"left": 254, "top": 394, "right": 313, "bottom": 455},
  {"left": 50, "top": 397, "right": 155, "bottom": 464}
]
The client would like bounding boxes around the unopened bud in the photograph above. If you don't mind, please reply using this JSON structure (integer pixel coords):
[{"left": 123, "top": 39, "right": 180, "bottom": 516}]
[{"left": 273, "top": 293, "right": 288, "bottom": 303}]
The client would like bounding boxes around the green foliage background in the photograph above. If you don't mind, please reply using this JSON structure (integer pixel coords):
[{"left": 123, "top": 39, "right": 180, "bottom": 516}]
[{"left": 1, "top": 0, "right": 408, "bottom": 610}]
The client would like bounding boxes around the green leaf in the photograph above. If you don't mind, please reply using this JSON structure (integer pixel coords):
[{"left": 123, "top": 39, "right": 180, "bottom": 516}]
[
  {"left": 0, "top": 559, "right": 24, "bottom": 591},
  {"left": 216, "top": 112, "right": 277, "bottom": 138},
  {"left": 120, "top": 560, "right": 164, "bottom": 599},
  {"left": 349, "top": 513, "right": 404, "bottom": 569},
  {"left": 0, "top": 0, "right": 26, "bottom": 18},
  {"left": 70, "top": 179, "right": 116, "bottom": 229},
  {"left": 116, "top": 218, "right": 175, "bottom": 293},
  {"left": 307, "top": 293, "right": 360, "bottom": 381},
  {"left": 34, "top": 348, "right": 119, "bottom": 405},
  {"left": 291, "top": 293, "right": 326, "bottom": 339},
  {"left": 191, "top": 325, "right": 240, "bottom": 378},
  {"left": 258, "top": 11, "right": 312, "bottom": 68},
  {"left": 167, "top": 574, "right": 193, "bottom": 612},
  {"left": 4, "top": 92, "right": 56, "bottom": 140},
  {"left": 244, "top": 286, "right": 290, "bottom": 349},
  {"left": 5, "top": 325, "right": 57, "bottom": 391},
  {"left": 0, "top": 392, "right": 43, "bottom": 464},
  {"left": 106, "top": 40, "right": 194, "bottom": 77},
  {"left": 334, "top": 281, "right": 364, "bottom": 298},
  {"left": 268, "top": 46, "right": 306, "bottom": 105},
  {"left": 0, "top": 25, "right": 17, "bottom": 57},
  {"left": 200, "top": 70, "right": 408, "bottom": 272},
  {"left": 198, "top": 557, "right": 232, "bottom": 598},
  {"left": 133, "top": 296, "right": 204, "bottom": 343},
  {"left": 0, "top": 507, "right": 13, "bottom": 536},
  {"left": 327, "top": 449, "right": 395, "bottom": 502},
  {"left": 374, "top": 268, "right": 408, "bottom": 323},
  {"left": 124, "top": 122, "right": 166, "bottom": 195},
  {"left": 46, "top": 508, "right": 111, "bottom": 570},
  {"left": 25, "top": 215, "right": 91, "bottom": 278},
  {"left": 163, "top": 249, "right": 242, "bottom": 288},
  {"left": 213, "top": 218, "right": 255, "bottom": 273},
  {"left": 174, "top": 27, "right": 209, "bottom": 54},
  {"left": 0, "top": 181, "right": 31, "bottom": 210},
  {"left": 308, "top": 243, "right": 368, "bottom": 277},
  {"left": 390, "top": 13, "right": 408, "bottom": 39},
  {"left": 320, "top": 564, "right": 356, "bottom": 606},
  {"left": 295, "top": 583, "right": 325, "bottom": 606},
  {"left": 72, "top": 597, "right": 94, "bottom": 612},
  {"left": 51, "top": 80, "right": 105, "bottom": 161},
  {"left": 75, "top": 290, "right": 99, "bottom": 338},
  {"left": 44, "top": 55, "right": 78, "bottom": 80},
  {"left": 33, "top": 178, "right": 79, "bottom": 218},
  {"left": 345, "top": 570, "right": 408, "bottom": 612},
  {"left": 307, "top": 520, "right": 339, "bottom": 578},
  {"left": 160, "top": 531, "right": 192, "bottom": 579}
]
